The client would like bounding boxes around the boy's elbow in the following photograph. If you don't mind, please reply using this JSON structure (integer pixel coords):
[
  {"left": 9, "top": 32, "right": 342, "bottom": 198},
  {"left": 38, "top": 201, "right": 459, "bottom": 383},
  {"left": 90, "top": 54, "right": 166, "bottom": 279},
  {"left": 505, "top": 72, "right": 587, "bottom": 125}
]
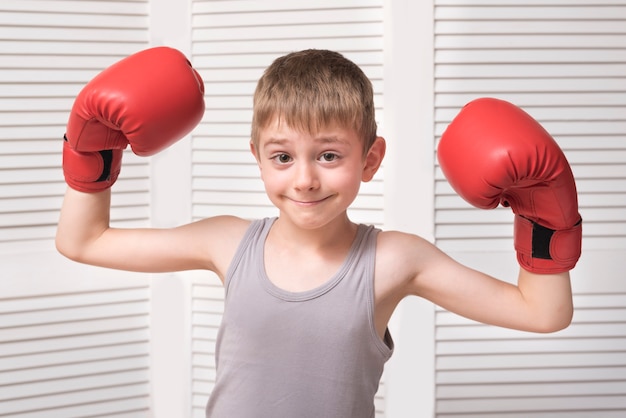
[
  {"left": 538, "top": 316, "right": 572, "bottom": 334},
  {"left": 55, "top": 232, "right": 84, "bottom": 263},
  {"left": 55, "top": 235, "right": 73, "bottom": 261},
  {"left": 535, "top": 305, "right": 574, "bottom": 333}
]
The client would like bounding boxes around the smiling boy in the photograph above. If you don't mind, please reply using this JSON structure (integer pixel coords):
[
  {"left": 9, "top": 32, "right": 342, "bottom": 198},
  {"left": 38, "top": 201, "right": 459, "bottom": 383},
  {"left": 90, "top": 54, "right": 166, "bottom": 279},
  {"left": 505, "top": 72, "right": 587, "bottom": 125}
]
[{"left": 56, "top": 47, "right": 581, "bottom": 417}]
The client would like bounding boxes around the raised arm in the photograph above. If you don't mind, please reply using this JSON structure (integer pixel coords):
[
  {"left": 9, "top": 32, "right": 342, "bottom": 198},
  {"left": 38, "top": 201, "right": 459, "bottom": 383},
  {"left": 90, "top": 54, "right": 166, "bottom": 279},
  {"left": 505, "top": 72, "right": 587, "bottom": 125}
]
[
  {"left": 55, "top": 47, "right": 206, "bottom": 272},
  {"left": 417, "top": 98, "right": 582, "bottom": 332}
]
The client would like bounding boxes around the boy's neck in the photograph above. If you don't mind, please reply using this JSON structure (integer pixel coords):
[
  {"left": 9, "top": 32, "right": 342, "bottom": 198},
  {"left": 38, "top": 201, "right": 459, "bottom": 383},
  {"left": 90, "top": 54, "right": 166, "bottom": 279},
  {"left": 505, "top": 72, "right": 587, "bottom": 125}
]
[{"left": 271, "top": 212, "right": 357, "bottom": 251}]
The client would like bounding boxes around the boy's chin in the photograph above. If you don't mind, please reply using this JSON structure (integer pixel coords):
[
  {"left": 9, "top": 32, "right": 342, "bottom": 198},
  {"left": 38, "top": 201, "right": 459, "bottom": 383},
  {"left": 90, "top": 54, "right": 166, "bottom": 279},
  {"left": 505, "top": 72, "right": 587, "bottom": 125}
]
[{"left": 277, "top": 210, "right": 352, "bottom": 231}]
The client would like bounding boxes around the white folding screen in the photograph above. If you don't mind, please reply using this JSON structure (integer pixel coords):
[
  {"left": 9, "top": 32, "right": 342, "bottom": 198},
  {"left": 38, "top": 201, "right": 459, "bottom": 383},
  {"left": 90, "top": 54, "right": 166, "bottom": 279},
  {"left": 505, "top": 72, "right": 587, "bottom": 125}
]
[
  {"left": 0, "top": 1, "right": 154, "bottom": 417},
  {"left": 0, "top": 0, "right": 153, "bottom": 252},
  {"left": 187, "top": 1, "right": 387, "bottom": 416},
  {"left": 0, "top": 271, "right": 152, "bottom": 418},
  {"left": 433, "top": 1, "right": 626, "bottom": 416}
]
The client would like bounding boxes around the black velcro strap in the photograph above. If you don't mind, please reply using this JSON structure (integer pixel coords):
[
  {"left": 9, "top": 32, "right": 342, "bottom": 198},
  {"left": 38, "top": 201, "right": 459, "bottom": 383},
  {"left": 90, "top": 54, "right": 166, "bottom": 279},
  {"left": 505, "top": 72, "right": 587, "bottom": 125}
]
[
  {"left": 532, "top": 222, "right": 555, "bottom": 260},
  {"left": 96, "top": 150, "right": 113, "bottom": 182}
]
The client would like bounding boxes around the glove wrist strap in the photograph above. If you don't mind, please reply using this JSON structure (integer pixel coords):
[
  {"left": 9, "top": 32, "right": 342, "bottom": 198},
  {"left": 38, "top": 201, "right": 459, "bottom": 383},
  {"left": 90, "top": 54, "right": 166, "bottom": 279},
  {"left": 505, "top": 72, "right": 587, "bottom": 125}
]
[
  {"left": 514, "top": 215, "right": 582, "bottom": 274},
  {"left": 62, "top": 137, "right": 123, "bottom": 193}
]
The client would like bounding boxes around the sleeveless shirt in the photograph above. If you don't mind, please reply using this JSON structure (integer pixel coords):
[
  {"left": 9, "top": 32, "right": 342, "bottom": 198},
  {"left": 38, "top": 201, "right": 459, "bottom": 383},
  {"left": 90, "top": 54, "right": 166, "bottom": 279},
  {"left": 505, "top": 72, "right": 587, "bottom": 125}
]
[{"left": 205, "top": 218, "right": 394, "bottom": 418}]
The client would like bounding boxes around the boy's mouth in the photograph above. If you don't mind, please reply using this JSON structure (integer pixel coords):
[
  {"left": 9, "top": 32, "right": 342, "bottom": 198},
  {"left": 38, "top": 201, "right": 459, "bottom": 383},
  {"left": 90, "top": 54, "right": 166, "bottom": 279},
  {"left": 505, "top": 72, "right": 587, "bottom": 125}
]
[{"left": 287, "top": 195, "right": 332, "bottom": 206}]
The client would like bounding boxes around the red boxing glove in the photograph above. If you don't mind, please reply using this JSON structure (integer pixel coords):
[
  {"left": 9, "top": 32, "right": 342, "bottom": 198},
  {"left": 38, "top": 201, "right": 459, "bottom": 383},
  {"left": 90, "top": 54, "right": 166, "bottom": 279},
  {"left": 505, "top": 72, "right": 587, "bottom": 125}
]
[
  {"left": 63, "top": 46, "right": 205, "bottom": 192},
  {"left": 438, "top": 97, "right": 582, "bottom": 273}
]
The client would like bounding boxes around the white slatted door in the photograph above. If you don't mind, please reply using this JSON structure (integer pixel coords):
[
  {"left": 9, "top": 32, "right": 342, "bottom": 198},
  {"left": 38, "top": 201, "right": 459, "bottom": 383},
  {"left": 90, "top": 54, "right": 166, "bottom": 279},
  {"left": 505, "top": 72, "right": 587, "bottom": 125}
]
[
  {"left": 1, "top": 253, "right": 153, "bottom": 418},
  {"left": 0, "top": 0, "right": 153, "bottom": 252},
  {"left": 0, "top": 1, "right": 155, "bottom": 417},
  {"left": 434, "top": 1, "right": 626, "bottom": 416},
  {"left": 188, "top": 1, "right": 386, "bottom": 416}
]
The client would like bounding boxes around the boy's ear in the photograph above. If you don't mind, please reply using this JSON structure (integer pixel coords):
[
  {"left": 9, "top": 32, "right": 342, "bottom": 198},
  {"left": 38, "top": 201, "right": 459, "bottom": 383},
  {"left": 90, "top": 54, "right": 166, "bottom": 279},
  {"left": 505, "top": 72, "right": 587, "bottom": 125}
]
[
  {"left": 250, "top": 141, "right": 260, "bottom": 163},
  {"left": 250, "top": 141, "right": 264, "bottom": 182},
  {"left": 362, "top": 136, "right": 386, "bottom": 182}
]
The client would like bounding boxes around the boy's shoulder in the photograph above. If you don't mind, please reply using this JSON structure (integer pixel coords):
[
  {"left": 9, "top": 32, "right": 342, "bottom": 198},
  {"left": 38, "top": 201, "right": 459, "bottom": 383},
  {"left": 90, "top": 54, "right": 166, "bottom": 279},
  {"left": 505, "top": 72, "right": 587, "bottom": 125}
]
[
  {"left": 375, "top": 229, "right": 435, "bottom": 255},
  {"left": 193, "top": 215, "right": 252, "bottom": 277},
  {"left": 373, "top": 229, "right": 442, "bottom": 288},
  {"left": 196, "top": 214, "right": 251, "bottom": 235}
]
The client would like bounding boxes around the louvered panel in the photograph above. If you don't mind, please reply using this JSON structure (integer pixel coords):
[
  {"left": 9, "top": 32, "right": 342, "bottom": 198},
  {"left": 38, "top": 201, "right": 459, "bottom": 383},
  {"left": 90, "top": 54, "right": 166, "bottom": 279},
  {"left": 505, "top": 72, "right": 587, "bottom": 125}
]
[
  {"left": 190, "top": 279, "right": 224, "bottom": 418},
  {"left": 436, "top": 92, "right": 626, "bottom": 108},
  {"left": 0, "top": 286, "right": 151, "bottom": 417},
  {"left": 437, "top": 34, "right": 626, "bottom": 50},
  {"left": 434, "top": 412, "right": 626, "bottom": 418},
  {"left": 434, "top": 1, "right": 626, "bottom": 252},
  {"left": 0, "top": 0, "right": 150, "bottom": 251},
  {"left": 435, "top": 293, "right": 626, "bottom": 417},
  {"left": 195, "top": 38, "right": 384, "bottom": 55},
  {"left": 436, "top": 5, "right": 626, "bottom": 21},
  {"left": 433, "top": 1, "right": 626, "bottom": 417},
  {"left": 1, "top": 386, "right": 151, "bottom": 417},
  {"left": 190, "top": 1, "right": 386, "bottom": 416},
  {"left": 196, "top": 22, "right": 382, "bottom": 41},
  {"left": 436, "top": 19, "right": 626, "bottom": 36},
  {"left": 437, "top": 77, "right": 624, "bottom": 93}
]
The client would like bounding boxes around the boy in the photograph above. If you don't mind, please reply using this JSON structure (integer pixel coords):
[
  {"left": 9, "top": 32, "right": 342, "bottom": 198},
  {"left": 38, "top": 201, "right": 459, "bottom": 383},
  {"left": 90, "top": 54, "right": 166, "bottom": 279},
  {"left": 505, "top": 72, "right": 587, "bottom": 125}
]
[{"left": 56, "top": 47, "right": 582, "bottom": 417}]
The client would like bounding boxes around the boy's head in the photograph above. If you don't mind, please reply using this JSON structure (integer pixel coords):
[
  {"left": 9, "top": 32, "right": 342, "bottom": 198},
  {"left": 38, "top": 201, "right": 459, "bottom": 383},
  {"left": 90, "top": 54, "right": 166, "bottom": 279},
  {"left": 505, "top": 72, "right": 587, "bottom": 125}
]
[{"left": 251, "top": 49, "right": 377, "bottom": 156}]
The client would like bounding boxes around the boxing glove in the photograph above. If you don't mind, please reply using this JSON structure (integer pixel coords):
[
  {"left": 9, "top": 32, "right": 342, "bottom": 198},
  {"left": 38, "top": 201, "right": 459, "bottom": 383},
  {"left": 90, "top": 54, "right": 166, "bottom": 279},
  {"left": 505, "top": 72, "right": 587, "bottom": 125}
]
[
  {"left": 63, "top": 46, "right": 205, "bottom": 192},
  {"left": 438, "top": 97, "right": 582, "bottom": 273}
]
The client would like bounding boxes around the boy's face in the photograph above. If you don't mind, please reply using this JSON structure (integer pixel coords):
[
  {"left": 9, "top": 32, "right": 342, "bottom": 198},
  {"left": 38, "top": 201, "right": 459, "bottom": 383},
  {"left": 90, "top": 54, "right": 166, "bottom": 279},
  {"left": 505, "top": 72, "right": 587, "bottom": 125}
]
[{"left": 251, "top": 117, "right": 385, "bottom": 230}]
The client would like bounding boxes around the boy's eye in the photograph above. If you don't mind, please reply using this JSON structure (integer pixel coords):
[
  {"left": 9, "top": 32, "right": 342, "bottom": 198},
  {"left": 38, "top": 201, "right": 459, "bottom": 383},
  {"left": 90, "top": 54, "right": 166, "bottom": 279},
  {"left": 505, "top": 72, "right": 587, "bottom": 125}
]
[
  {"left": 274, "top": 153, "right": 292, "bottom": 164},
  {"left": 320, "top": 153, "right": 338, "bottom": 162}
]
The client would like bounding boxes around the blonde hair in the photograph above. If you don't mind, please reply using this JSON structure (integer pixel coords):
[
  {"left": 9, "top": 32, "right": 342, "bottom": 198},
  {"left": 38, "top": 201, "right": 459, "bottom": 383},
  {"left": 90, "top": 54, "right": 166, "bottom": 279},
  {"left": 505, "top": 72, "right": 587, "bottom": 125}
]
[{"left": 251, "top": 49, "right": 377, "bottom": 155}]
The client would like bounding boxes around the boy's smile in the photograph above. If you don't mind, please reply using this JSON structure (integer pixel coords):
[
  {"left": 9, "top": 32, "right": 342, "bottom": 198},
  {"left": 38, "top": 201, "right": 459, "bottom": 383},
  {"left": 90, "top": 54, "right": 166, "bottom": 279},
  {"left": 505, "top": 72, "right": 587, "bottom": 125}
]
[{"left": 251, "top": 117, "right": 384, "bottom": 231}]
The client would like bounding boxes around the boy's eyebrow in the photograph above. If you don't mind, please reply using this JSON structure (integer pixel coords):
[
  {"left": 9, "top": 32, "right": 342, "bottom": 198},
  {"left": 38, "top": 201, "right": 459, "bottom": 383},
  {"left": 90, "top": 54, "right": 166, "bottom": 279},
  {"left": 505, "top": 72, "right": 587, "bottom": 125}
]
[
  {"left": 315, "top": 135, "right": 349, "bottom": 145},
  {"left": 263, "top": 135, "right": 350, "bottom": 147},
  {"left": 263, "top": 137, "right": 288, "bottom": 146}
]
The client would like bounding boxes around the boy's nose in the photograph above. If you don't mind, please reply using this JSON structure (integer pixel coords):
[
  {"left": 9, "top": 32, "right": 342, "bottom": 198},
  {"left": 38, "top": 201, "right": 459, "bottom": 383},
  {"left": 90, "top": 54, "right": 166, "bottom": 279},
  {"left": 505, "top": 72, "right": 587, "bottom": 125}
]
[{"left": 293, "top": 161, "right": 319, "bottom": 191}]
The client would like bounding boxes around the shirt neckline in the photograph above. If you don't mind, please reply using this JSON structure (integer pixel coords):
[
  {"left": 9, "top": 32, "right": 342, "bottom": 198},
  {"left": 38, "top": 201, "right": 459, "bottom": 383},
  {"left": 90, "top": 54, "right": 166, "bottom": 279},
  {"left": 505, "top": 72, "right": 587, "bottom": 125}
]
[{"left": 257, "top": 218, "right": 366, "bottom": 302}]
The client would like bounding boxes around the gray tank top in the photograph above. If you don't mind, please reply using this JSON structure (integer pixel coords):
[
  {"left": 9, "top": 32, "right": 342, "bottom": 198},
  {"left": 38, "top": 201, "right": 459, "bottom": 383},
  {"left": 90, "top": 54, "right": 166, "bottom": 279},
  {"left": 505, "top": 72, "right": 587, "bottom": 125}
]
[{"left": 205, "top": 218, "right": 394, "bottom": 417}]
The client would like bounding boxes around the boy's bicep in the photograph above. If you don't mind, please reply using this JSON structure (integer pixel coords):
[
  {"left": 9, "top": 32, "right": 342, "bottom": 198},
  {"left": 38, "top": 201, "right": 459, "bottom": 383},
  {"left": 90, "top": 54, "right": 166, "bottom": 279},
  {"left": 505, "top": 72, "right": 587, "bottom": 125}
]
[
  {"left": 398, "top": 239, "right": 509, "bottom": 318},
  {"left": 57, "top": 188, "right": 247, "bottom": 275},
  {"left": 57, "top": 214, "right": 201, "bottom": 273},
  {"left": 117, "top": 215, "right": 250, "bottom": 275},
  {"left": 407, "top": 253, "right": 510, "bottom": 327},
  {"left": 409, "top": 245, "right": 573, "bottom": 332},
  {"left": 404, "top": 240, "right": 472, "bottom": 300}
]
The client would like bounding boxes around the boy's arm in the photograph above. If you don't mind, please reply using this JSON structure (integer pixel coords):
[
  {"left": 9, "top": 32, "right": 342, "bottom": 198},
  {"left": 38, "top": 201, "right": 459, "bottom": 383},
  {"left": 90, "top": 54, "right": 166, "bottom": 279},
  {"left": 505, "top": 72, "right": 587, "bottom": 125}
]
[
  {"left": 411, "top": 98, "right": 581, "bottom": 332},
  {"left": 56, "top": 188, "right": 246, "bottom": 273},
  {"left": 56, "top": 47, "right": 210, "bottom": 273},
  {"left": 56, "top": 188, "right": 111, "bottom": 265},
  {"left": 404, "top": 242, "right": 573, "bottom": 333}
]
